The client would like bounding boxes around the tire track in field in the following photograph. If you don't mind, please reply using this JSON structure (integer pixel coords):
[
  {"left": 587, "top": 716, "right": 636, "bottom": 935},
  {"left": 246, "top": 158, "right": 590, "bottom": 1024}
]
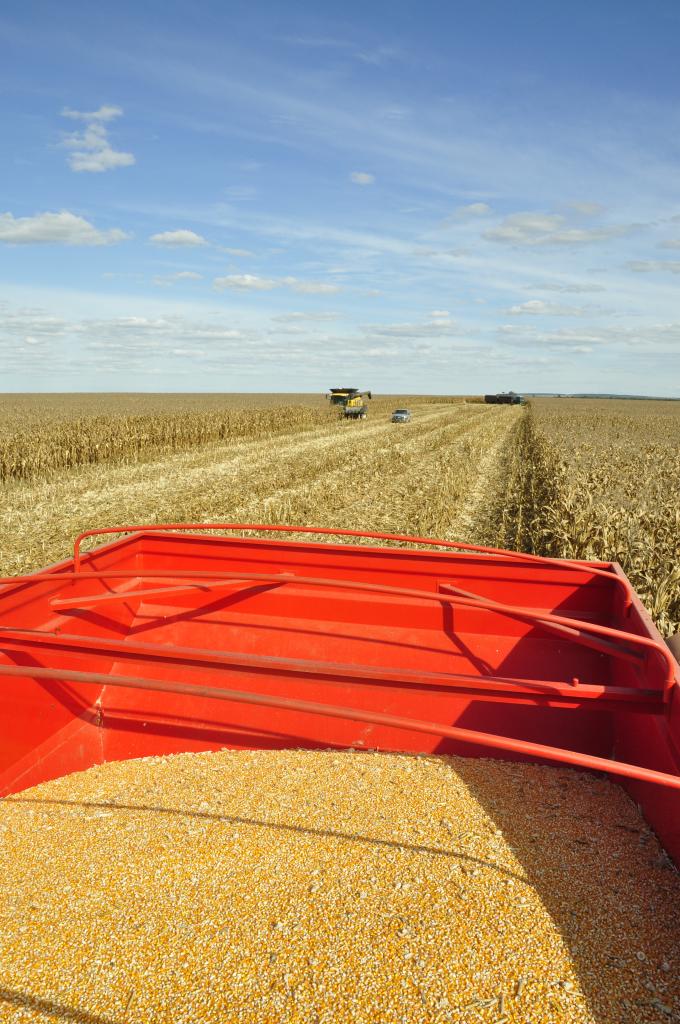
[
  {"left": 246, "top": 407, "right": 515, "bottom": 540},
  {"left": 444, "top": 409, "right": 523, "bottom": 545}
]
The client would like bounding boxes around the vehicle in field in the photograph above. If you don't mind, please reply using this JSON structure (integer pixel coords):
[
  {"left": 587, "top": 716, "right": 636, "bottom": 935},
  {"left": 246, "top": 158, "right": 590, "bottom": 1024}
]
[
  {"left": 327, "top": 387, "right": 372, "bottom": 419},
  {"left": 484, "top": 391, "right": 524, "bottom": 405},
  {"left": 391, "top": 408, "right": 411, "bottom": 422}
]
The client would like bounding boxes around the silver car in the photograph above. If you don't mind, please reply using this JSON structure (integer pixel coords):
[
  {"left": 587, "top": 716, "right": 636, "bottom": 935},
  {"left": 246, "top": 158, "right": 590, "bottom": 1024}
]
[{"left": 391, "top": 408, "right": 411, "bottom": 423}]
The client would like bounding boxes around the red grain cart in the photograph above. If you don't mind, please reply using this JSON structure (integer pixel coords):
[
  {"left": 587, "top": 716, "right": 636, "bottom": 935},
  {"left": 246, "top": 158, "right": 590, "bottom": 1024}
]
[{"left": 0, "top": 524, "right": 678, "bottom": 865}]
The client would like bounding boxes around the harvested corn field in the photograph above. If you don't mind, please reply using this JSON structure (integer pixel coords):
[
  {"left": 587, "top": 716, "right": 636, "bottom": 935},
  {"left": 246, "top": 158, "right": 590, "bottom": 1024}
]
[
  {"left": 0, "top": 399, "right": 520, "bottom": 576},
  {"left": 1, "top": 749, "right": 679, "bottom": 1024},
  {"left": 1, "top": 392, "right": 679, "bottom": 636},
  {"left": 0, "top": 394, "right": 463, "bottom": 483},
  {"left": 493, "top": 399, "right": 680, "bottom": 636}
]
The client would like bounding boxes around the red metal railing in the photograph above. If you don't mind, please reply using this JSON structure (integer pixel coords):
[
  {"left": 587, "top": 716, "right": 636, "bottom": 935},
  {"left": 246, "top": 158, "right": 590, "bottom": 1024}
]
[
  {"left": 72, "top": 522, "right": 636, "bottom": 609},
  {"left": 0, "top": 566, "right": 673, "bottom": 694},
  {"left": 0, "top": 523, "right": 677, "bottom": 792},
  {"left": 0, "top": 627, "right": 661, "bottom": 713},
  {"left": 0, "top": 661, "right": 677, "bottom": 791}
]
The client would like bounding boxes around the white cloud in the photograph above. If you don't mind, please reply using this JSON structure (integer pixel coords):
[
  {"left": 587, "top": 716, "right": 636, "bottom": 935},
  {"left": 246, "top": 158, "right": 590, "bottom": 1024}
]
[
  {"left": 496, "top": 322, "right": 680, "bottom": 354},
  {"left": 454, "top": 202, "right": 491, "bottom": 218},
  {"left": 484, "top": 211, "right": 629, "bottom": 246},
  {"left": 223, "top": 247, "right": 255, "bottom": 257},
  {"left": 350, "top": 171, "right": 375, "bottom": 185},
  {"left": 659, "top": 239, "right": 680, "bottom": 250},
  {"left": 61, "top": 105, "right": 123, "bottom": 122},
  {"left": 498, "top": 324, "right": 609, "bottom": 347},
  {"left": 68, "top": 147, "right": 135, "bottom": 173},
  {"left": 0, "top": 211, "right": 129, "bottom": 246},
  {"left": 214, "top": 274, "right": 278, "bottom": 291},
  {"left": 430, "top": 309, "right": 450, "bottom": 318},
  {"left": 149, "top": 229, "right": 209, "bottom": 247},
  {"left": 213, "top": 274, "right": 341, "bottom": 294},
  {"left": 627, "top": 260, "right": 680, "bottom": 275},
  {"left": 60, "top": 105, "right": 135, "bottom": 173},
  {"left": 506, "top": 299, "right": 588, "bottom": 316},
  {"left": 286, "top": 279, "right": 341, "bottom": 294}
]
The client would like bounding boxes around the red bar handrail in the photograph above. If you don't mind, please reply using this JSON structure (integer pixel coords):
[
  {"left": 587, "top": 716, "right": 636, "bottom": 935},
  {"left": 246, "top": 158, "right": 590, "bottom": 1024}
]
[
  {"left": 0, "top": 567, "right": 675, "bottom": 694},
  {"left": 0, "top": 662, "right": 677, "bottom": 791},
  {"left": 0, "top": 627, "right": 662, "bottom": 712},
  {"left": 71, "top": 522, "right": 635, "bottom": 609}
]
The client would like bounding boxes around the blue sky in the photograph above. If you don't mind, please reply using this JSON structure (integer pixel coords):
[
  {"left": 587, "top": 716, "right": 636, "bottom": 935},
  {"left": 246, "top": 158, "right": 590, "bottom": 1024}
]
[{"left": 1, "top": 0, "right": 679, "bottom": 394}]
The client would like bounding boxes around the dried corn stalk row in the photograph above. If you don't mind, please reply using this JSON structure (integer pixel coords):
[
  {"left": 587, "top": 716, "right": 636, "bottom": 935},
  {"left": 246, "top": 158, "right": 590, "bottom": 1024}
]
[
  {"left": 0, "top": 395, "right": 468, "bottom": 484},
  {"left": 493, "top": 399, "right": 680, "bottom": 636},
  {"left": 0, "top": 405, "right": 333, "bottom": 484},
  {"left": 0, "top": 403, "right": 493, "bottom": 576},
  {"left": 0, "top": 392, "right": 465, "bottom": 429}
]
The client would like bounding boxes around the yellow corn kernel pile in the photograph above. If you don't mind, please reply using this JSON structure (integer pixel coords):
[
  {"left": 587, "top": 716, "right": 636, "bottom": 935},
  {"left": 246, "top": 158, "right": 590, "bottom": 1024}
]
[{"left": 0, "top": 750, "right": 678, "bottom": 1023}]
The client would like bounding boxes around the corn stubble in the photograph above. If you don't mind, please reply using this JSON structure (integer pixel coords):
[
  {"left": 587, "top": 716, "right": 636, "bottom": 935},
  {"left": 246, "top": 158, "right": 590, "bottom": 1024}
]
[
  {"left": 0, "top": 394, "right": 463, "bottom": 484},
  {"left": 0, "top": 397, "right": 679, "bottom": 1024},
  {"left": 0, "top": 401, "right": 517, "bottom": 576},
  {"left": 0, "top": 393, "right": 677, "bottom": 633}
]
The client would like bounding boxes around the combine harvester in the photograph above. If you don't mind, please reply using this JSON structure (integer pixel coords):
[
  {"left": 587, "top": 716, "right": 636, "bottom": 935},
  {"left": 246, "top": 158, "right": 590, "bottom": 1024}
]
[
  {"left": 327, "top": 387, "right": 372, "bottom": 418},
  {"left": 0, "top": 522, "right": 678, "bottom": 865}
]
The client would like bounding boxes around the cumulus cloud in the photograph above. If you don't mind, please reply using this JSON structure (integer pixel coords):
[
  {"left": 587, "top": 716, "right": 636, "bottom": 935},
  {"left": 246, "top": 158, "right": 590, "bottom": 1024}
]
[
  {"left": 484, "top": 211, "right": 628, "bottom": 246},
  {"left": 213, "top": 274, "right": 341, "bottom": 294},
  {"left": 150, "top": 229, "right": 208, "bottom": 247},
  {"left": 430, "top": 310, "right": 450, "bottom": 318},
  {"left": 627, "top": 260, "right": 680, "bottom": 274},
  {"left": 506, "top": 299, "right": 588, "bottom": 316},
  {"left": 0, "top": 211, "right": 129, "bottom": 245},
  {"left": 60, "top": 105, "right": 135, "bottom": 173},
  {"left": 214, "top": 274, "right": 278, "bottom": 291},
  {"left": 0, "top": 304, "right": 67, "bottom": 339},
  {"left": 454, "top": 202, "right": 491, "bottom": 218},
  {"left": 61, "top": 105, "right": 123, "bottom": 122},
  {"left": 350, "top": 171, "right": 375, "bottom": 185}
]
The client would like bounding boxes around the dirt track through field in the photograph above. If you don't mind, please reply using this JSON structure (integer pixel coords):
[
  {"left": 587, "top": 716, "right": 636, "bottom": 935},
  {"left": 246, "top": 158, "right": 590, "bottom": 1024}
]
[{"left": 0, "top": 403, "right": 520, "bottom": 575}]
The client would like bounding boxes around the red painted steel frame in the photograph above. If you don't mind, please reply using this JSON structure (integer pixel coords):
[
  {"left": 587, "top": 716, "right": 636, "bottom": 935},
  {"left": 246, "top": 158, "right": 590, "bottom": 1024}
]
[
  {"left": 73, "top": 522, "right": 637, "bottom": 608},
  {"left": 1, "top": 524, "right": 679, "bottom": 863},
  {"left": 1, "top": 572, "right": 674, "bottom": 689},
  {"left": 0, "top": 662, "right": 677, "bottom": 791}
]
